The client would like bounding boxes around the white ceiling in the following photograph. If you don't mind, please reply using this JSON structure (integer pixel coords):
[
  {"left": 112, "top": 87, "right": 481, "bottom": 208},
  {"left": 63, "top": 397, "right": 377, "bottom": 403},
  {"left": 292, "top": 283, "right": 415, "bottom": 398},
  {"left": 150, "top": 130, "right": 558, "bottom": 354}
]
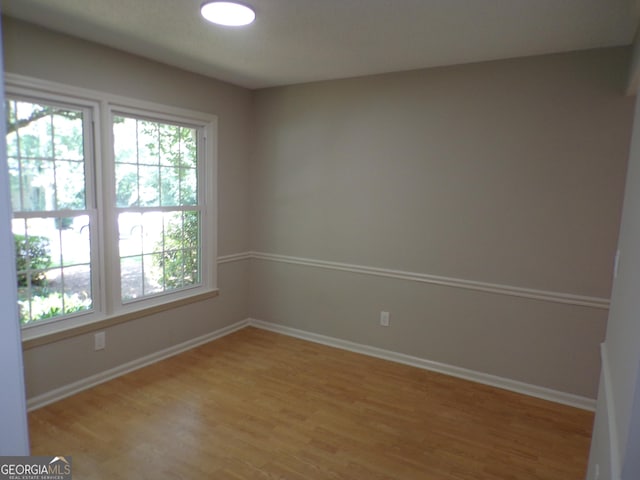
[{"left": 2, "top": 0, "right": 638, "bottom": 89}]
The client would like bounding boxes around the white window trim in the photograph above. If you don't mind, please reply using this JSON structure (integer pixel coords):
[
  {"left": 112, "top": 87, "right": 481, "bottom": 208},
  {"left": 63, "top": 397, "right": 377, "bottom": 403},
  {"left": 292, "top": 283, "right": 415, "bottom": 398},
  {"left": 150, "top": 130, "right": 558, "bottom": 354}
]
[{"left": 5, "top": 73, "right": 218, "bottom": 343}]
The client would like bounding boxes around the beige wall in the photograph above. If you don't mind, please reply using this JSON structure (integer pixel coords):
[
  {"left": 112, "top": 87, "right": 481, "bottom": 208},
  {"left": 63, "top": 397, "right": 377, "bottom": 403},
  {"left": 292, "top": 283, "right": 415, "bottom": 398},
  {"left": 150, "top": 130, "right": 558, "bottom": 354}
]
[
  {"left": 250, "top": 48, "right": 635, "bottom": 398},
  {"left": 3, "top": 16, "right": 635, "bottom": 405},
  {"left": 2, "top": 18, "right": 252, "bottom": 399}
]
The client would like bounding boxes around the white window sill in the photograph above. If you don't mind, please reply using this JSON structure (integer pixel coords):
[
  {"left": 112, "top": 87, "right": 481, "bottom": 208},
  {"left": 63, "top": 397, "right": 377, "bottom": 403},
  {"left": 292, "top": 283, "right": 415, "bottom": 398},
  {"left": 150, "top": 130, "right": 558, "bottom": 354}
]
[{"left": 21, "top": 289, "right": 220, "bottom": 350}]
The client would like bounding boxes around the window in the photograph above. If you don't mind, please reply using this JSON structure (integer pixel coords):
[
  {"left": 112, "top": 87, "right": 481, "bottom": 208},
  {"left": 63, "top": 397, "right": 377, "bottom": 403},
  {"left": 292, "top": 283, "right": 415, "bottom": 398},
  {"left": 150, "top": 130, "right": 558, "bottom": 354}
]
[
  {"left": 7, "top": 97, "right": 95, "bottom": 326},
  {"left": 112, "top": 113, "right": 202, "bottom": 302},
  {"left": 5, "top": 77, "right": 217, "bottom": 338}
]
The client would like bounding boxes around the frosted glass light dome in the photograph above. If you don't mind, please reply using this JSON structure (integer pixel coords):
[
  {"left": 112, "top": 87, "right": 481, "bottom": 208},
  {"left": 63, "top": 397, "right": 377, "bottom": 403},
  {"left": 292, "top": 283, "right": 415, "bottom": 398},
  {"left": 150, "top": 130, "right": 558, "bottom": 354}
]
[{"left": 201, "top": 2, "right": 255, "bottom": 27}]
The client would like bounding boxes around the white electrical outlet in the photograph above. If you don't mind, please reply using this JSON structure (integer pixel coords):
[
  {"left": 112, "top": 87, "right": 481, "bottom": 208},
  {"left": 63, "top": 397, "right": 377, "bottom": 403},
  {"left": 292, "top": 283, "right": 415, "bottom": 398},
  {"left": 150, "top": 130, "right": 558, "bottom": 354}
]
[
  {"left": 380, "top": 311, "right": 390, "bottom": 327},
  {"left": 594, "top": 463, "right": 599, "bottom": 480},
  {"left": 94, "top": 331, "right": 106, "bottom": 351}
]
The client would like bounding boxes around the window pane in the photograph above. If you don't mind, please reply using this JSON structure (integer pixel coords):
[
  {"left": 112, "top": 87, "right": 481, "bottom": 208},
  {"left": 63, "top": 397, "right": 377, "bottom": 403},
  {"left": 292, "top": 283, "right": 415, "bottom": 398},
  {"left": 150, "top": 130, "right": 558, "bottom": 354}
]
[
  {"left": 160, "top": 166, "right": 179, "bottom": 206},
  {"left": 184, "top": 249, "right": 200, "bottom": 286},
  {"left": 53, "top": 110, "right": 83, "bottom": 160},
  {"left": 24, "top": 217, "right": 58, "bottom": 268},
  {"left": 183, "top": 211, "right": 199, "bottom": 248},
  {"left": 159, "top": 124, "right": 180, "bottom": 166},
  {"left": 56, "top": 161, "right": 86, "bottom": 209},
  {"left": 7, "top": 100, "right": 86, "bottom": 213},
  {"left": 119, "top": 210, "right": 201, "bottom": 303},
  {"left": 17, "top": 287, "right": 30, "bottom": 326},
  {"left": 158, "top": 211, "right": 200, "bottom": 292},
  {"left": 115, "top": 163, "right": 138, "bottom": 207},
  {"left": 62, "top": 264, "right": 92, "bottom": 315},
  {"left": 141, "top": 212, "right": 163, "bottom": 254},
  {"left": 6, "top": 130, "right": 18, "bottom": 158},
  {"left": 60, "top": 216, "right": 91, "bottom": 266},
  {"left": 121, "top": 255, "right": 143, "bottom": 301},
  {"left": 7, "top": 97, "right": 92, "bottom": 326},
  {"left": 13, "top": 219, "right": 57, "bottom": 324},
  {"left": 181, "top": 127, "right": 197, "bottom": 168},
  {"left": 7, "top": 157, "right": 21, "bottom": 210},
  {"left": 15, "top": 101, "right": 53, "bottom": 159},
  {"left": 181, "top": 167, "right": 197, "bottom": 205},
  {"left": 138, "top": 120, "right": 159, "bottom": 165},
  {"left": 144, "top": 253, "right": 164, "bottom": 295},
  {"left": 113, "top": 116, "right": 137, "bottom": 164},
  {"left": 28, "top": 277, "right": 63, "bottom": 324},
  {"left": 114, "top": 113, "right": 202, "bottom": 303},
  {"left": 138, "top": 165, "right": 159, "bottom": 206},
  {"left": 21, "top": 159, "right": 55, "bottom": 211},
  {"left": 113, "top": 115, "right": 198, "bottom": 208},
  {"left": 118, "top": 212, "right": 143, "bottom": 256}
]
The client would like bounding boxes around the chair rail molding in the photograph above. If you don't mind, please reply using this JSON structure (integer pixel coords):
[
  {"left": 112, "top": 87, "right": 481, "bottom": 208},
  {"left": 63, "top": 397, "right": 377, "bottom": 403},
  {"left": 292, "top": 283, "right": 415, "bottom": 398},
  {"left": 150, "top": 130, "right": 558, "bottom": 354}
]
[{"left": 249, "top": 251, "right": 610, "bottom": 309}]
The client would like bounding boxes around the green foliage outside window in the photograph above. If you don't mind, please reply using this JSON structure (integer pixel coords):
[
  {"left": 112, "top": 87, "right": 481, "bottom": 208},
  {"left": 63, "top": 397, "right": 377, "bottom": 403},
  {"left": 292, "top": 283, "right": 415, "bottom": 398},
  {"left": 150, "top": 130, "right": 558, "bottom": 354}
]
[
  {"left": 154, "top": 212, "right": 199, "bottom": 289},
  {"left": 14, "top": 234, "right": 51, "bottom": 287},
  {"left": 19, "top": 293, "right": 91, "bottom": 326},
  {"left": 14, "top": 233, "right": 91, "bottom": 325}
]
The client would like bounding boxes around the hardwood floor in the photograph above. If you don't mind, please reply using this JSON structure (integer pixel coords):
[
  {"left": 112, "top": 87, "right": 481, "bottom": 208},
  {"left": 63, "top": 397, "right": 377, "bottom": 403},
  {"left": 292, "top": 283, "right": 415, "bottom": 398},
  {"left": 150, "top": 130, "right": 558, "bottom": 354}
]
[{"left": 29, "top": 327, "right": 593, "bottom": 479}]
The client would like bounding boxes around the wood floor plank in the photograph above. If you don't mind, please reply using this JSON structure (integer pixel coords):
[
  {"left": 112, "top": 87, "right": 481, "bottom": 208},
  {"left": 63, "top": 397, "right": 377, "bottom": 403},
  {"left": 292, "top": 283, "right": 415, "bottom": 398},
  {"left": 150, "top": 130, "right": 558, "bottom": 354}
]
[{"left": 28, "top": 327, "right": 593, "bottom": 479}]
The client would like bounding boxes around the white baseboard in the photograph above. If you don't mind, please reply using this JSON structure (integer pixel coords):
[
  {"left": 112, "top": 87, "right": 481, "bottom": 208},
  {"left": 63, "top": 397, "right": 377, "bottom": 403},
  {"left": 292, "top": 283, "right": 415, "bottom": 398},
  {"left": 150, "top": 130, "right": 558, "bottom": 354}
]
[
  {"left": 27, "top": 317, "right": 596, "bottom": 412},
  {"left": 27, "top": 319, "right": 249, "bottom": 411},
  {"left": 248, "top": 318, "right": 596, "bottom": 411}
]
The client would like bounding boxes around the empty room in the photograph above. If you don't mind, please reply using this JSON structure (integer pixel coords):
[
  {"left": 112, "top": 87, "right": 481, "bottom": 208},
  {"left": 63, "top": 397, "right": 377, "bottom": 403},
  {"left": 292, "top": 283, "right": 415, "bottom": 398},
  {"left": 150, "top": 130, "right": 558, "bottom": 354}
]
[{"left": 1, "top": 1, "right": 640, "bottom": 479}]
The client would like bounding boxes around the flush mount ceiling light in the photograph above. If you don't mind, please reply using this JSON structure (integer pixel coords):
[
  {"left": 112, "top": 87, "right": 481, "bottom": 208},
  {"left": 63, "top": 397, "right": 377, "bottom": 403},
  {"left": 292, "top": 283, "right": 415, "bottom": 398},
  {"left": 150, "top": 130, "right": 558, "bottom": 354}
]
[{"left": 201, "top": 1, "right": 255, "bottom": 27}]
